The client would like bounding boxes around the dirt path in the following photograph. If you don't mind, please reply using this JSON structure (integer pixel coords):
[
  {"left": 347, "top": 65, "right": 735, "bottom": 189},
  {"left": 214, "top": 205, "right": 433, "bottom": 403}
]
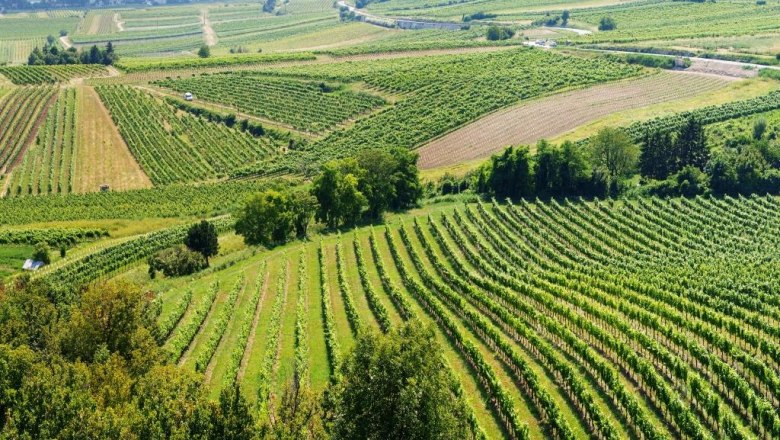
[
  {"left": 201, "top": 9, "right": 217, "bottom": 47},
  {"left": 417, "top": 71, "right": 732, "bottom": 169},
  {"left": 113, "top": 13, "right": 124, "bottom": 32},
  {"left": 542, "top": 25, "right": 592, "bottom": 35},
  {"left": 237, "top": 270, "right": 271, "bottom": 382},
  {"left": 59, "top": 35, "right": 73, "bottom": 49},
  {"left": 580, "top": 48, "right": 780, "bottom": 79}
]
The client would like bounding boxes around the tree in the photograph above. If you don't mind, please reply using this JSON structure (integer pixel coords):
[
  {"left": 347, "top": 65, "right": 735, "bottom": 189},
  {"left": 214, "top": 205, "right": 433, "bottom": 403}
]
[
  {"left": 235, "top": 190, "right": 294, "bottom": 246},
  {"left": 267, "top": 380, "right": 327, "bottom": 439},
  {"left": 198, "top": 45, "right": 211, "bottom": 58},
  {"left": 753, "top": 118, "right": 767, "bottom": 140},
  {"left": 288, "top": 190, "right": 318, "bottom": 239},
  {"left": 639, "top": 129, "right": 674, "bottom": 179},
  {"left": 534, "top": 140, "right": 562, "bottom": 196},
  {"left": 207, "top": 383, "right": 257, "bottom": 440},
  {"left": 675, "top": 116, "right": 709, "bottom": 171},
  {"left": 707, "top": 152, "right": 738, "bottom": 195},
  {"left": 589, "top": 127, "right": 638, "bottom": 183},
  {"left": 329, "top": 322, "right": 477, "bottom": 440},
  {"left": 184, "top": 220, "right": 219, "bottom": 265},
  {"left": 388, "top": 148, "right": 423, "bottom": 211},
  {"left": 599, "top": 17, "right": 616, "bottom": 31},
  {"left": 559, "top": 140, "right": 590, "bottom": 195},
  {"left": 32, "top": 242, "right": 50, "bottom": 265},
  {"left": 486, "top": 145, "right": 534, "bottom": 199},
  {"left": 312, "top": 160, "right": 367, "bottom": 229},
  {"left": 133, "top": 365, "right": 212, "bottom": 439},
  {"left": 486, "top": 26, "right": 515, "bottom": 41},
  {"left": 561, "top": 10, "right": 570, "bottom": 26},
  {"left": 356, "top": 149, "right": 398, "bottom": 220},
  {"left": 148, "top": 246, "right": 207, "bottom": 278},
  {"left": 262, "top": 0, "right": 277, "bottom": 12}
]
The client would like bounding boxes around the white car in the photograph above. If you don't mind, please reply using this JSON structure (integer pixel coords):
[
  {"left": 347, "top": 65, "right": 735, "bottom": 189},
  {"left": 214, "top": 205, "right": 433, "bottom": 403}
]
[{"left": 184, "top": 92, "right": 193, "bottom": 101}]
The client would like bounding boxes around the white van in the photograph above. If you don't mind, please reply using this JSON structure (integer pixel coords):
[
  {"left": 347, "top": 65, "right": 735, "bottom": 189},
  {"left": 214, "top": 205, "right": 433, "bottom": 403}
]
[{"left": 184, "top": 92, "right": 193, "bottom": 101}]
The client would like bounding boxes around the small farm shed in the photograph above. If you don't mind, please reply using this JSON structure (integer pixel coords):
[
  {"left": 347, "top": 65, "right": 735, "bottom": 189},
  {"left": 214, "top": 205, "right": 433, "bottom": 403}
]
[{"left": 22, "top": 259, "right": 45, "bottom": 271}]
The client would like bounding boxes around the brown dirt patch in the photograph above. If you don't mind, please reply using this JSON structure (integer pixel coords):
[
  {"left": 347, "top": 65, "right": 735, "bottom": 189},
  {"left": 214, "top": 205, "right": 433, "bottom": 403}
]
[{"left": 417, "top": 72, "right": 732, "bottom": 169}]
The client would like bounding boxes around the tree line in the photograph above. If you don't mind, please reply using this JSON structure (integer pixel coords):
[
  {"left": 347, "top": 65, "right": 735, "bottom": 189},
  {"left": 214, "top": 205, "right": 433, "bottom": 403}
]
[
  {"left": 235, "top": 147, "right": 422, "bottom": 248},
  {"left": 28, "top": 40, "right": 117, "bottom": 66},
  {"left": 444, "top": 115, "right": 780, "bottom": 200}
]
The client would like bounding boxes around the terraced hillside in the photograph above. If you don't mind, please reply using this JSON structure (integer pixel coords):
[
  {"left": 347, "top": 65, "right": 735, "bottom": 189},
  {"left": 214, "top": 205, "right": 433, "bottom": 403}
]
[{"left": 131, "top": 195, "right": 780, "bottom": 440}]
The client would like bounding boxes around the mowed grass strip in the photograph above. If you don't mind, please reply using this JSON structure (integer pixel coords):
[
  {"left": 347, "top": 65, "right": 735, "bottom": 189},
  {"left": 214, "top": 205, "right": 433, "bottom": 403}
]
[
  {"left": 205, "top": 261, "right": 265, "bottom": 396},
  {"left": 304, "top": 245, "right": 331, "bottom": 390},
  {"left": 75, "top": 85, "right": 152, "bottom": 193},
  {"left": 417, "top": 71, "right": 731, "bottom": 169},
  {"left": 239, "top": 260, "right": 282, "bottom": 403}
]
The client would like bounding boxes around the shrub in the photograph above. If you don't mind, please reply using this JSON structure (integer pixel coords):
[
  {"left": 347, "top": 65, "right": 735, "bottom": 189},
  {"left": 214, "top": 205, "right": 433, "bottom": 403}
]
[
  {"left": 198, "top": 45, "right": 210, "bottom": 58},
  {"left": 32, "top": 242, "right": 50, "bottom": 265},
  {"left": 486, "top": 26, "right": 515, "bottom": 41},
  {"left": 148, "top": 245, "right": 207, "bottom": 278},
  {"left": 599, "top": 17, "right": 617, "bottom": 31}
]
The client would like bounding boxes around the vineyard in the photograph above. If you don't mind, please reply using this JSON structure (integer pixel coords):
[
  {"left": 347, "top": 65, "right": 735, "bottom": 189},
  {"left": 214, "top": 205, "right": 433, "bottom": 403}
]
[
  {"left": 0, "top": 86, "right": 57, "bottom": 187},
  {"left": 229, "top": 48, "right": 643, "bottom": 176},
  {"left": 0, "top": 179, "right": 291, "bottom": 225},
  {"left": 101, "top": 194, "right": 780, "bottom": 439},
  {"left": 95, "top": 85, "right": 282, "bottom": 185},
  {"left": 153, "top": 74, "right": 387, "bottom": 133},
  {"left": 6, "top": 88, "right": 77, "bottom": 197},
  {"left": 0, "top": 65, "right": 109, "bottom": 85}
]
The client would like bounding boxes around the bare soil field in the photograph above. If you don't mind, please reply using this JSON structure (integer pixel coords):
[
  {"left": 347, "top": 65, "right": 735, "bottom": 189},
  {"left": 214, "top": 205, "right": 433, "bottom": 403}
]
[
  {"left": 417, "top": 71, "right": 731, "bottom": 169},
  {"left": 73, "top": 85, "right": 152, "bottom": 193}
]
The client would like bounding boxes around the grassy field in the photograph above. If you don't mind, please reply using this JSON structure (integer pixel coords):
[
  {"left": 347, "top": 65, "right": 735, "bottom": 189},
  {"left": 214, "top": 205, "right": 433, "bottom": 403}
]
[{"left": 0, "top": 245, "right": 33, "bottom": 279}]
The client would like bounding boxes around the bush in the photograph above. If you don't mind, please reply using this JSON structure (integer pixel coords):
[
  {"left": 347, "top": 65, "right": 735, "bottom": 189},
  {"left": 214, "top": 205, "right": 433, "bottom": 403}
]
[
  {"left": 148, "top": 245, "right": 207, "bottom": 278},
  {"left": 32, "top": 242, "right": 50, "bottom": 265},
  {"left": 486, "top": 26, "right": 515, "bottom": 41},
  {"left": 198, "top": 45, "right": 210, "bottom": 58},
  {"left": 599, "top": 17, "right": 617, "bottom": 31}
]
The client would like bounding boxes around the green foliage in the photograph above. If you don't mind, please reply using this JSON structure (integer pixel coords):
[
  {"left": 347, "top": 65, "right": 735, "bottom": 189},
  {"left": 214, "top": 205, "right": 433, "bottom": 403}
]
[
  {"left": 0, "top": 64, "right": 107, "bottom": 85},
  {"left": 312, "top": 148, "right": 422, "bottom": 228},
  {"left": 0, "top": 180, "right": 293, "bottom": 226},
  {"left": 328, "top": 322, "right": 477, "bottom": 440},
  {"left": 148, "top": 245, "right": 208, "bottom": 278},
  {"left": 185, "top": 220, "right": 219, "bottom": 264},
  {"left": 265, "top": 380, "right": 326, "bottom": 439},
  {"left": 0, "top": 228, "right": 106, "bottom": 247},
  {"left": 754, "top": 118, "right": 768, "bottom": 140},
  {"left": 231, "top": 49, "right": 641, "bottom": 177},
  {"left": 32, "top": 242, "right": 50, "bottom": 265},
  {"left": 115, "top": 52, "right": 315, "bottom": 73},
  {"left": 315, "top": 162, "right": 366, "bottom": 229},
  {"left": 198, "top": 45, "right": 211, "bottom": 58},
  {"left": 234, "top": 189, "right": 316, "bottom": 247},
  {"left": 155, "top": 74, "right": 386, "bottom": 133},
  {"left": 590, "top": 127, "right": 638, "bottom": 182},
  {"left": 599, "top": 16, "right": 617, "bottom": 31},
  {"left": 96, "top": 85, "right": 281, "bottom": 185},
  {"left": 40, "top": 218, "right": 233, "bottom": 299},
  {"left": 486, "top": 26, "right": 515, "bottom": 41}
]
